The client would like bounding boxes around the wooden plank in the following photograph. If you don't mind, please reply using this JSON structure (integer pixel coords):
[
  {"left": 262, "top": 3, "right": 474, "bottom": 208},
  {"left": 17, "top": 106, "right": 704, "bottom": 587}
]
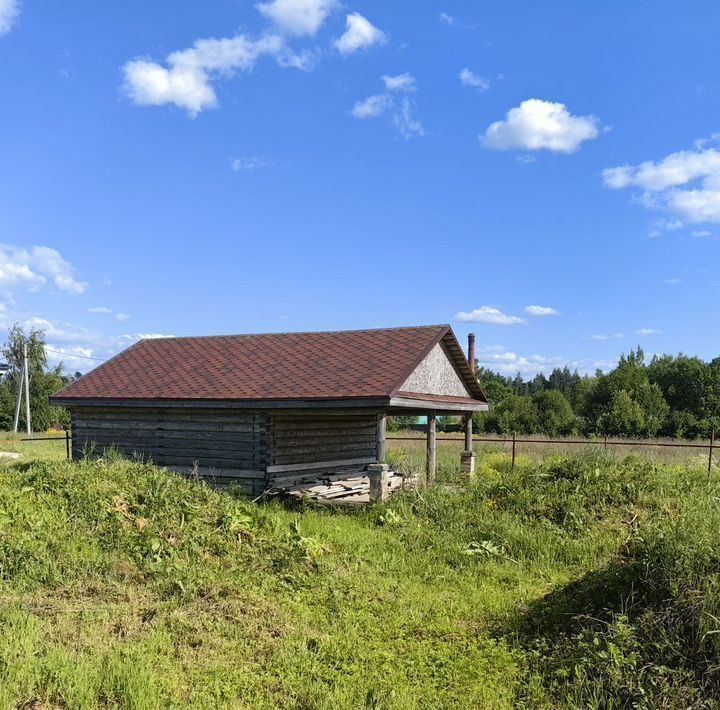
[
  {"left": 73, "top": 432, "right": 260, "bottom": 450},
  {"left": 77, "top": 410, "right": 256, "bottom": 427},
  {"left": 272, "top": 425, "right": 376, "bottom": 439},
  {"left": 73, "top": 419, "right": 259, "bottom": 433},
  {"left": 273, "top": 429, "right": 376, "bottom": 447},
  {"left": 389, "top": 397, "right": 488, "bottom": 413},
  {"left": 270, "top": 470, "right": 368, "bottom": 486},
  {"left": 168, "top": 466, "right": 264, "bottom": 480},
  {"left": 272, "top": 450, "right": 375, "bottom": 466},
  {"left": 273, "top": 438, "right": 376, "bottom": 453},
  {"left": 267, "top": 457, "right": 375, "bottom": 474},
  {"left": 271, "top": 420, "right": 377, "bottom": 432},
  {"left": 73, "top": 429, "right": 261, "bottom": 445},
  {"left": 76, "top": 436, "right": 255, "bottom": 458}
]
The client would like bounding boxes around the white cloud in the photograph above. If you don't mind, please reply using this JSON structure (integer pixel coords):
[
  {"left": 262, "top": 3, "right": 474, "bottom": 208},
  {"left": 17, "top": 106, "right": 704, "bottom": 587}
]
[
  {"left": 231, "top": 155, "right": 274, "bottom": 171},
  {"left": 692, "top": 229, "right": 712, "bottom": 237},
  {"left": 636, "top": 328, "right": 661, "bottom": 336},
  {"left": 478, "top": 344, "right": 615, "bottom": 377},
  {"left": 0, "top": 245, "right": 87, "bottom": 295},
  {"left": 334, "top": 13, "right": 385, "bottom": 55},
  {"left": 591, "top": 333, "right": 624, "bottom": 341},
  {"left": 88, "top": 306, "right": 131, "bottom": 322},
  {"left": 459, "top": 68, "right": 489, "bottom": 92},
  {"left": 352, "top": 74, "right": 424, "bottom": 139},
  {"left": 603, "top": 145, "right": 720, "bottom": 224},
  {"left": 524, "top": 305, "right": 558, "bottom": 317},
  {"left": 481, "top": 98, "right": 601, "bottom": 154},
  {"left": 455, "top": 306, "right": 527, "bottom": 325},
  {"left": 6, "top": 316, "right": 172, "bottom": 372},
  {"left": 603, "top": 149, "right": 720, "bottom": 191},
  {"left": 122, "top": 33, "right": 309, "bottom": 116},
  {"left": 664, "top": 278, "right": 682, "bottom": 285},
  {"left": 352, "top": 94, "right": 388, "bottom": 119},
  {"left": 256, "top": 0, "right": 337, "bottom": 36},
  {"left": 391, "top": 98, "right": 425, "bottom": 139},
  {"left": 383, "top": 72, "right": 416, "bottom": 92},
  {"left": 0, "top": 0, "right": 19, "bottom": 36},
  {"left": 439, "top": 12, "right": 455, "bottom": 26},
  {"left": 516, "top": 154, "right": 536, "bottom": 165}
]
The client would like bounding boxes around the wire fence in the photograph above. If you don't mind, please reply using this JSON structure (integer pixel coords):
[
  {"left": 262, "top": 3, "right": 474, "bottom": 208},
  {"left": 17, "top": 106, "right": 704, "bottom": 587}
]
[
  {"left": 19, "top": 431, "right": 71, "bottom": 460},
  {"left": 388, "top": 430, "right": 718, "bottom": 476},
  {"left": 15, "top": 429, "right": 719, "bottom": 478}
]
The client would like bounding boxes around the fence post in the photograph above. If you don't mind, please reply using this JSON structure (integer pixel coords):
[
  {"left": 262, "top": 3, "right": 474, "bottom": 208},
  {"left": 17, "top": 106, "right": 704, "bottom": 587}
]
[
  {"left": 511, "top": 431, "right": 517, "bottom": 473},
  {"left": 709, "top": 429, "right": 715, "bottom": 480},
  {"left": 604, "top": 434, "right": 608, "bottom": 452},
  {"left": 66, "top": 429, "right": 71, "bottom": 461}
]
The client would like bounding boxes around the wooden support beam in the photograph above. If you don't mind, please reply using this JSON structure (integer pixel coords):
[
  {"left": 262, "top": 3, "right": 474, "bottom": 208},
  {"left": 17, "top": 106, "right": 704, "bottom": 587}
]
[
  {"left": 426, "top": 411, "right": 436, "bottom": 486},
  {"left": 464, "top": 413, "right": 473, "bottom": 452},
  {"left": 377, "top": 413, "right": 387, "bottom": 464}
]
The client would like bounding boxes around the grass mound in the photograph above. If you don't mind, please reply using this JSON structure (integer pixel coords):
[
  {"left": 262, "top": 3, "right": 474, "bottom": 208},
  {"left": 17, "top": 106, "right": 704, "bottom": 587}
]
[{"left": 0, "top": 451, "right": 718, "bottom": 708}]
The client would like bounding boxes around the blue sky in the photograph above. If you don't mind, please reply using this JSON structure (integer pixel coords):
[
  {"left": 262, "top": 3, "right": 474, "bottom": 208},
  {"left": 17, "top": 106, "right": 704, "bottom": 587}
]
[{"left": 1, "top": 0, "right": 718, "bottom": 376}]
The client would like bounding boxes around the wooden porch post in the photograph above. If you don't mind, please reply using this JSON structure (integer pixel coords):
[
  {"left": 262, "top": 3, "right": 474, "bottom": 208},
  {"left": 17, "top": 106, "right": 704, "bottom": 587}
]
[
  {"left": 426, "top": 411, "right": 436, "bottom": 486},
  {"left": 461, "top": 413, "right": 476, "bottom": 479},
  {"left": 377, "top": 413, "right": 387, "bottom": 464}
]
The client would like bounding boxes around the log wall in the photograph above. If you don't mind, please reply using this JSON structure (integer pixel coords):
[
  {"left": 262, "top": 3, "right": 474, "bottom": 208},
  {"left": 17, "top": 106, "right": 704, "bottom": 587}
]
[
  {"left": 70, "top": 406, "right": 385, "bottom": 499},
  {"left": 70, "top": 407, "right": 268, "bottom": 494},
  {"left": 266, "top": 411, "right": 380, "bottom": 490}
]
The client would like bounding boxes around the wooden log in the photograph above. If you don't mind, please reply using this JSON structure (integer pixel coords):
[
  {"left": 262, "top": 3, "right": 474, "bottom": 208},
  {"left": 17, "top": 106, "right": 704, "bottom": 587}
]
[
  {"left": 73, "top": 431, "right": 261, "bottom": 449},
  {"left": 168, "top": 465, "right": 265, "bottom": 479},
  {"left": 75, "top": 409, "right": 258, "bottom": 423},
  {"left": 73, "top": 419, "right": 260, "bottom": 433},
  {"left": 267, "top": 457, "right": 375, "bottom": 474},
  {"left": 272, "top": 433, "right": 376, "bottom": 447},
  {"left": 426, "top": 411, "right": 436, "bottom": 487},
  {"left": 72, "top": 441, "right": 261, "bottom": 461},
  {"left": 377, "top": 413, "right": 386, "bottom": 464}
]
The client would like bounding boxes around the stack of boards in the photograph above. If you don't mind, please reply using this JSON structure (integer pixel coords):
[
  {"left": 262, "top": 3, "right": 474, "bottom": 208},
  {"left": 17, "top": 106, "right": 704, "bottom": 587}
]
[{"left": 270, "top": 469, "right": 418, "bottom": 504}]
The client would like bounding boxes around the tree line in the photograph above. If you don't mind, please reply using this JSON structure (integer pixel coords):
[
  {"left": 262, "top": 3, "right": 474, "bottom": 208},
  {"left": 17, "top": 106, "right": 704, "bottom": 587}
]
[{"left": 473, "top": 348, "right": 720, "bottom": 439}]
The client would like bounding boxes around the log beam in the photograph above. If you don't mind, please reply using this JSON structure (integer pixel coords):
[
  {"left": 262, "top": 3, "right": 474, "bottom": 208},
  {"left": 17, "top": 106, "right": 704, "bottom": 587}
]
[{"left": 426, "top": 411, "right": 436, "bottom": 486}]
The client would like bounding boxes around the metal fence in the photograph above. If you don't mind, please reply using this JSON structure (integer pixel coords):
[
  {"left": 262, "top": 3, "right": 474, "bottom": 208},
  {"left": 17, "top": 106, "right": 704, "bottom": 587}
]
[
  {"left": 388, "top": 429, "right": 717, "bottom": 476},
  {"left": 15, "top": 429, "right": 718, "bottom": 478},
  {"left": 19, "top": 432, "right": 71, "bottom": 460}
]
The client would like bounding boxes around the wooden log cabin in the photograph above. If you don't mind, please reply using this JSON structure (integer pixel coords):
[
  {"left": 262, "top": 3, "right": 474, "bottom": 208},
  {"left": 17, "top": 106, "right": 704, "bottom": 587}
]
[{"left": 50, "top": 325, "right": 488, "bottom": 503}]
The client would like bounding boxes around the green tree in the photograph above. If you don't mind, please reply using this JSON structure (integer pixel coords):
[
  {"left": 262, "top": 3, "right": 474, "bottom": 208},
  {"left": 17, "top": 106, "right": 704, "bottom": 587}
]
[
  {"left": 601, "top": 390, "right": 645, "bottom": 437},
  {"left": 386, "top": 415, "right": 418, "bottom": 432},
  {"left": 533, "top": 389, "right": 577, "bottom": 436},
  {"left": 492, "top": 395, "right": 539, "bottom": 435},
  {"left": 0, "top": 324, "right": 70, "bottom": 431}
]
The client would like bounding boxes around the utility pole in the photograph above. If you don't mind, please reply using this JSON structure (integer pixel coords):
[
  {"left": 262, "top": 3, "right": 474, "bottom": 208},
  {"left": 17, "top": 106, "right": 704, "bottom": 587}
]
[
  {"left": 23, "top": 342, "right": 31, "bottom": 434},
  {"left": 12, "top": 358, "right": 24, "bottom": 434}
]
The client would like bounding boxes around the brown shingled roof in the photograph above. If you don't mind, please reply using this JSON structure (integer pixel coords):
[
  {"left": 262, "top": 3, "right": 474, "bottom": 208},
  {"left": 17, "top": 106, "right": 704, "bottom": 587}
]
[{"left": 51, "top": 325, "right": 487, "bottom": 404}]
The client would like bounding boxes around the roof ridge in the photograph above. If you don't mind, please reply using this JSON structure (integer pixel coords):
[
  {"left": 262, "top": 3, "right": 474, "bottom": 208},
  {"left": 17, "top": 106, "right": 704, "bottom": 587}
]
[{"left": 135, "top": 324, "right": 450, "bottom": 343}]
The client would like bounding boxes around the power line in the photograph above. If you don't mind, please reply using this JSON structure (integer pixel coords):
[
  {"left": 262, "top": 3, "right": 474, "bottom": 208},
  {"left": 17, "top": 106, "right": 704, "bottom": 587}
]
[{"left": 44, "top": 347, "right": 107, "bottom": 362}]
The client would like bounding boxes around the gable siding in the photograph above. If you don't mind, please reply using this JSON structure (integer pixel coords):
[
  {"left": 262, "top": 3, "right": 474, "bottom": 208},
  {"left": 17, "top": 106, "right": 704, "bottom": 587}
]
[{"left": 400, "top": 342, "right": 471, "bottom": 398}]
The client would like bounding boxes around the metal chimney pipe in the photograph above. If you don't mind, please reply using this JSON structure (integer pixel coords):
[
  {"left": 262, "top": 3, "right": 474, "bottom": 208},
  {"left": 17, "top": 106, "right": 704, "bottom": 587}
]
[{"left": 468, "top": 333, "right": 476, "bottom": 374}]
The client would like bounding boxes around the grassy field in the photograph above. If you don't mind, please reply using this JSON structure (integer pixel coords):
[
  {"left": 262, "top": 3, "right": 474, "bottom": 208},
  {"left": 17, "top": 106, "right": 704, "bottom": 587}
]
[{"left": 0, "top": 439, "right": 719, "bottom": 707}]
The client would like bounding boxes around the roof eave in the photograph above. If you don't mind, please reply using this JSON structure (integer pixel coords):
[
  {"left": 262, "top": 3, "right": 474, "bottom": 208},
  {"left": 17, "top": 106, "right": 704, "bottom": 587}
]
[{"left": 50, "top": 395, "right": 392, "bottom": 410}]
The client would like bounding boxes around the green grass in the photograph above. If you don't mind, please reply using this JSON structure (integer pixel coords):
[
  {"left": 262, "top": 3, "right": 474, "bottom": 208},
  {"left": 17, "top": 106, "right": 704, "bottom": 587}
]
[{"left": 0, "top": 445, "right": 719, "bottom": 708}]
